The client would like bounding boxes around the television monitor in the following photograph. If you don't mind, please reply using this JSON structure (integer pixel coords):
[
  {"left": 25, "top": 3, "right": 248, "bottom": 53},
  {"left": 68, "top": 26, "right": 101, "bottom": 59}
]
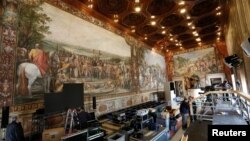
[
  {"left": 63, "top": 83, "right": 84, "bottom": 110},
  {"left": 44, "top": 92, "right": 65, "bottom": 115},
  {"left": 61, "top": 130, "right": 88, "bottom": 141}
]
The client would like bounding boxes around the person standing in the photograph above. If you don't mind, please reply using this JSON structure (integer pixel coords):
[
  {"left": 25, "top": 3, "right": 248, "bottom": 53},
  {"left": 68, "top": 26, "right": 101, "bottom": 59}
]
[
  {"left": 180, "top": 97, "right": 190, "bottom": 130},
  {"left": 6, "top": 116, "right": 25, "bottom": 141}
]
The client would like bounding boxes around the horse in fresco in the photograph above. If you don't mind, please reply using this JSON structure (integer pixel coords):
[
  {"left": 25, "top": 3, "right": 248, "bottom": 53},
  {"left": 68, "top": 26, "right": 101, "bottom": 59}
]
[
  {"left": 16, "top": 50, "right": 52, "bottom": 96},
  {"left": 16, "top": 62, "right": 43, "bottom": 96}
]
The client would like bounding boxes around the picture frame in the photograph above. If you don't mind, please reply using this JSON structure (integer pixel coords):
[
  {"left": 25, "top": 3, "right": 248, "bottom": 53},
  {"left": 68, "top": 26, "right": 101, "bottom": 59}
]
[
  {"left": 206, "top": 73, "right": 225, "bottom": 86},
  {"left": 210, "top": 78, "right": 222, "bottom": 85},
  {"left": 173, "top": 77, "right": 185, "bottom": 97}
]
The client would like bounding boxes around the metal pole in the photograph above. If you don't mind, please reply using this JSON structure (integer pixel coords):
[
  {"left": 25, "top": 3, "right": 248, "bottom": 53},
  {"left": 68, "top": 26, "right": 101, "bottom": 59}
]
[
  {"left": 211, "top": 94, "right": 215, "bottom": 114},
  {"left": 245, "top": 100, "right": 250, "bottom": 122}
]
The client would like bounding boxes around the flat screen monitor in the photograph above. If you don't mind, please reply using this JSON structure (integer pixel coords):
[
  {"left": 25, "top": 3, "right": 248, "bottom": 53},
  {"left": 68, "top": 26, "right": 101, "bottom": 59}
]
[
  {"left": 61, "top": 130, "right": 88, "bottom": 141},
  {"left": 44, "top": 92, "right": 64, "bottom": 115},
  {"left": 63, "top": 83, "right": 84, "bottom": 109}
]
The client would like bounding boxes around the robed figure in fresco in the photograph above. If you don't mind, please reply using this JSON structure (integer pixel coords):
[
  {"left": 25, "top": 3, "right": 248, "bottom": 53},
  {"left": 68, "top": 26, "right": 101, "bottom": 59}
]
[{"left": 28, "top": 43, "right": 48, "bottom": 76}]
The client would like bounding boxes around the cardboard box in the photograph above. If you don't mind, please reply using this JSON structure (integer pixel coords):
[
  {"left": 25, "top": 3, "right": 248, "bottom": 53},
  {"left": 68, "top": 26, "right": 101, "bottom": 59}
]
[{"left": 42, "top": 127, "right": 65, "bottom": 141}]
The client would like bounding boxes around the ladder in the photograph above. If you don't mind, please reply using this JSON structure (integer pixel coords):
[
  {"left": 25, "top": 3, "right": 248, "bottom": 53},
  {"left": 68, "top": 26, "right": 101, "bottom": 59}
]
[{"left": 64, "top": 109, "right": 77, "bottom": 134}]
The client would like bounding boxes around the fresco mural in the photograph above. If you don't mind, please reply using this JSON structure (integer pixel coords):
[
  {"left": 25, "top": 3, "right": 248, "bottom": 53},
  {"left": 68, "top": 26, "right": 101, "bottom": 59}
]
[
  {"left": 173, "top": 47, "right": 223, "bottom": 87},
  {"left": 15, "top": 2, "right": 132, "bottom": 104},
  {"left": 0, "top": 0, "right": 18, "bottom": 107},
  {"left": 139, "top": 50, "right": 166, "bottom": 91},
  {"left": 1, "top": 0, "right": 166, "bottom": 136}
]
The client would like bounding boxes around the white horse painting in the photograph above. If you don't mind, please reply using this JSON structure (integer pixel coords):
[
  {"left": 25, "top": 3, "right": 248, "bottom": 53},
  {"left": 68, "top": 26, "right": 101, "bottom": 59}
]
[{"left": 16, "top": 62, "right": 42, "bottom": 96}]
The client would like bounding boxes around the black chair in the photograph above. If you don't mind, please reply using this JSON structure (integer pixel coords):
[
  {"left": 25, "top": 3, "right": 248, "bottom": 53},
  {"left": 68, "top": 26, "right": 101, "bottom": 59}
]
[
  {"left": 75, "top": 111, "right": 89, "bottom": 130},
  {"left": 75, "top": 111, "right": 99, "bottom": 129}
]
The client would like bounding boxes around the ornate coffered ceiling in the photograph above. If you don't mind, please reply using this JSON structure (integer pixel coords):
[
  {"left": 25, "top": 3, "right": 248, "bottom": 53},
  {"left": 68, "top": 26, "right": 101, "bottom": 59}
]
[{"left": 63, "top": 0, "right": 229, "bottom": 53}]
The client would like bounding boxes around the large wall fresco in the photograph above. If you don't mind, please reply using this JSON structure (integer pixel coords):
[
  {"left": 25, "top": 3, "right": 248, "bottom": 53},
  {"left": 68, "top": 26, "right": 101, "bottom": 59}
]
[
  {"left": 15, "top": 2, "right": 133, "bottom": 104},
  {"left": 96, "top": 92, "right": 151, "bottom": 116},
  {"left": 173, "top": 47, "right": 223, "bottom": 86},
  {"left": 0, "top": 0, "right": 166, "bottom": 136},
  {"left": 139, "top": 50, "right": 166, "bottom": 91}
]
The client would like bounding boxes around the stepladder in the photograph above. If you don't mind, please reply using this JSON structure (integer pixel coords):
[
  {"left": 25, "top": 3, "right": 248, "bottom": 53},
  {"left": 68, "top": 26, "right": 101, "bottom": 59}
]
[{"left": 64, "top": 109, "right": 78, "bottom": 134}]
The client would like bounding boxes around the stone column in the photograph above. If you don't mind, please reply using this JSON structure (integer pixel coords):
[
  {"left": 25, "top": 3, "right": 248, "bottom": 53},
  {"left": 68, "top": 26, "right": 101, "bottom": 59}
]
[{"left": 166, "top": 51, "right": 174, "bottom": 81}]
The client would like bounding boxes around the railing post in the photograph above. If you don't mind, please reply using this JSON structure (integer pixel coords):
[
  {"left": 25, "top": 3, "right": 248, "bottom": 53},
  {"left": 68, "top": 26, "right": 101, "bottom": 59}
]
[
  {"left": 189, "top": 101, "right": 193, "bottom": 123},
  {"left": 245, "top": 100, "right": 250, "bottom": 122},
  {"left": 211, "top": 94, "right": 215, "bottom": 114},
  {"left": 248, "top": 103, "right": 250, "bottom": 123},
  {"left": 240, "top": 97, "right": 244, "bottom": 117},
  {"left": 237, "top": 96, "right": 241, "bottom": 113},
  {"left": 229, "top": 91, "right": 232, "bottom": 106}
]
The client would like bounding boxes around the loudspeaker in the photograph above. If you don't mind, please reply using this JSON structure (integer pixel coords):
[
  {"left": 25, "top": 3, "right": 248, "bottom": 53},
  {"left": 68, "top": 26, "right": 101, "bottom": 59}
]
[
  {"left": 1, "top": 106, "right": 9, "bottom": 128},
  {"left": 241, "top": 38, "right": 250, "bottom": 57},
  {"left": 92, "top": 96, "right": 96, "bottom": 110},
  {"left": 224, "top": 54, "right": 242, "bottom": 68},
  {"left": 62, "top": 83, "right": 84, "bottom": 110},
  {"left": 170, "top": 82, "right": 175, "bottom": 91}
]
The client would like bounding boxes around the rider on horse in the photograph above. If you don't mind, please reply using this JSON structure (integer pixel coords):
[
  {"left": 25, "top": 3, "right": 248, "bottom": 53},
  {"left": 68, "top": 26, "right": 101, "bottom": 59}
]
[{"left": 28, "top": 43, "right": 49, "bottom": 76}]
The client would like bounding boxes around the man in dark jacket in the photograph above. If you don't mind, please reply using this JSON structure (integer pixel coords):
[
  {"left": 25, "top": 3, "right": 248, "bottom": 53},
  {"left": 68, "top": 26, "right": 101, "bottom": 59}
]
[
  {"left": 180, "top": 97, "right": 190, "bottom": 130},
  {"left": 6, "top": 116, "right": 25, "bottom": 141}
]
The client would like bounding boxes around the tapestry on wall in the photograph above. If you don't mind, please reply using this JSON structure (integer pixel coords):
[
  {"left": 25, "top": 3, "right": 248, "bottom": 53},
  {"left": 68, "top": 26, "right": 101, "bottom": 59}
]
[
  {"left": 139, "top": 49, "right": 166, "bottom": 91},
  {"left": 173, "top": 47, "right": 223, "bottom": 87},
  {"left": 15, "top": 2, "right": 132, "bottom": 104}
]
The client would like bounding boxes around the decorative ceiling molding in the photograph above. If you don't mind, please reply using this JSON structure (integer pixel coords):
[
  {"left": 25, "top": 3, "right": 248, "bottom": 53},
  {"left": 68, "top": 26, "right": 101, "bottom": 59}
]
[{"left": 49, "top": 0, "right": 229, "bottom": 54}]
